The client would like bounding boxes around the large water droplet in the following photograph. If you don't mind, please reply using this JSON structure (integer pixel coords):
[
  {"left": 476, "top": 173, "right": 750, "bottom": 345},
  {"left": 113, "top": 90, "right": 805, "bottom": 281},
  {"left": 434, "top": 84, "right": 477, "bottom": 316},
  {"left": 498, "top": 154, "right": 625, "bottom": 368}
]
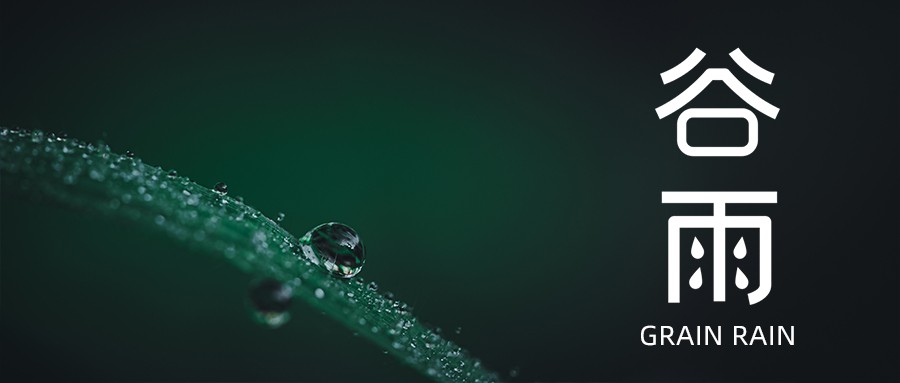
[
  {"left": 690, "top": 237, "right": 704, "bottom": 259},
  {"left": 735, "top": 268, "right": 749, "bottom": 290},
  {"left": 299, "top": 222, "right": 366, "bottom": 278},
  {"left": 249, "top": 278, "right": 292, "bottom": 328},
  {"left": 733, "top": 237, "right": 747, "bottom": 259},
  {"left": 214, "top": 182, "right": 228, "bottom": 195},
  {"left": 689, "top": 267, "right": 703, "bottom": 289}
]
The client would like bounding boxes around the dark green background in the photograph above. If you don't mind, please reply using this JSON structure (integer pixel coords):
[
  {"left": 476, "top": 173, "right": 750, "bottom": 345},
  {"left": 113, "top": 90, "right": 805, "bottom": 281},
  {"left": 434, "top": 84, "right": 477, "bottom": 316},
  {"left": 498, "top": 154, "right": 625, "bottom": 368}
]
[{"left": 2, "top": 1, "right": 898, "bottom": 381}]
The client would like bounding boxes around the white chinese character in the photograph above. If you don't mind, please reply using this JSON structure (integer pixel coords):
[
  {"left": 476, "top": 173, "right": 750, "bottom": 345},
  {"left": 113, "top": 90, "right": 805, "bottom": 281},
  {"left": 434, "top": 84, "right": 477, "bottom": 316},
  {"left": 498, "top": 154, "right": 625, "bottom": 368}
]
[
  {"left": 662, "top": 191, "right": 776, "bottom": 305},
  {"left": 656, "top": 49, "right": 779, "bottom": 157}
]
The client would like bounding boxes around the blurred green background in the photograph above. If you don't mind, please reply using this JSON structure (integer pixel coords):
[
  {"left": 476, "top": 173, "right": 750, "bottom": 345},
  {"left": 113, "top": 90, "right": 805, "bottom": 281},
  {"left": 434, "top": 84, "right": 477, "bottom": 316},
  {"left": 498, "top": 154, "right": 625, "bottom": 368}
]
[{"left": 1, "top": 1, "right": 898, "bottom": 381}]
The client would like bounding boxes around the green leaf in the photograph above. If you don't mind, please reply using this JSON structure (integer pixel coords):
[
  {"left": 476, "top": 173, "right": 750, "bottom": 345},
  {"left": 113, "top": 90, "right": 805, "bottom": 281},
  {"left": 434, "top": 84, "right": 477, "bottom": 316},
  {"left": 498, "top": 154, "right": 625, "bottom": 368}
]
[{"left": 0, "top": 128, "right": 499, "bottom": 383}]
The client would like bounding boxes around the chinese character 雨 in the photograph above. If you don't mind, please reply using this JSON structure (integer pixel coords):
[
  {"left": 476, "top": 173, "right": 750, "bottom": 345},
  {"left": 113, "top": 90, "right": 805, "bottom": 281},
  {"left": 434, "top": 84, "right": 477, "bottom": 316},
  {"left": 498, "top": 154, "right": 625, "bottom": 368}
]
[{"left": 662, "top": 191, "right": 776, "bottom": 305}]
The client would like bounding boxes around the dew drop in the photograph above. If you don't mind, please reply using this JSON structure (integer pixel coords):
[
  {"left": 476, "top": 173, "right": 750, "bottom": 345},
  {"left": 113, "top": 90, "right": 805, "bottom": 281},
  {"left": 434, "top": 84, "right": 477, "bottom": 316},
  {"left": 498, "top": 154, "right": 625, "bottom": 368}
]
[
  {"left": 299, "top": 222, "right": 366, "bottom": 278},
  {"left": 125, "top": 150, "right": 135, "bottom": 158},
  {"left": 367, "top": 281, "right": 378, "bottom": 291},
  {"left": 689, "top": 267, "right": 703, "bottom": 289},
  {"left": 167, "top": 170, "right": 178, "bottom": 178},
  {"left": 254, "top": 311, "right": 290, "bottom": 329},
  {"left": 690, "top": 237, "right": 704, "bottom": 259},
  {"left": 733, "top": 237, "right": 747, "bottom": 259},
  {"left": 735, "top": 268, "right": 749, "bottom": 290},
  {"left": 249, "top": 278, "right": 293, "bottom": 329},
  {"left": 276, "top": 212, "right": 285, "bottom": 222},
  {"left": 214, "top": 182, "right": 228, "bottom": 195},
  {"left": 314, "top": 288, "right": 325, "bottom": 299}
]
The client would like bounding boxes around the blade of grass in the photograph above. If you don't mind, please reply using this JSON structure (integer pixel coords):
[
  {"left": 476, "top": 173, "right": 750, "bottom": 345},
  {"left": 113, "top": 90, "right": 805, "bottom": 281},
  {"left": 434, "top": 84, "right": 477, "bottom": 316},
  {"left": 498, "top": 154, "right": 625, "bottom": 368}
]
[{"left": 0, "top": 128, "right": 499, "bottom": 383}]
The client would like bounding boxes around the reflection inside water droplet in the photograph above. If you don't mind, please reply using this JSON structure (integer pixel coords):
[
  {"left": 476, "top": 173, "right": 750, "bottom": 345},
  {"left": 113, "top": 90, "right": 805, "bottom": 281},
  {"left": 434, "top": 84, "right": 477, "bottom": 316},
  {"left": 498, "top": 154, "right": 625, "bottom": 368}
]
[
  {"left": 689, "top": 267, "right": 703, "bottom": 289},
  {"left": 299, "top": 222, "right": 366, "bottom": 278}
]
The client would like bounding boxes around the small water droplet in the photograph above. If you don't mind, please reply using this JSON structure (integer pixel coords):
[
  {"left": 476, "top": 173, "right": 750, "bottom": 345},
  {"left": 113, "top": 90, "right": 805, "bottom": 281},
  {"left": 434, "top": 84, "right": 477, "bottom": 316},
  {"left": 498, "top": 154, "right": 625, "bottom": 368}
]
[
  {"left": 691, "top": 237, "right": 704, "bottom": 259},
  {"left": 125, "top": 150, "right": 135, "bottom": 158},
  {"left": 367, "top": 281, "right": 378, "bottom": 291},
  {"left": 689, "top": 267, "right": 703, "bottom": 289},
  {"left": 299, "top": 222, "right": 366, "bottom": 278},
  {"left": 733, "top": 237, "right": 747, "bottom": 259},
  {"left": 249, "top": 278, "right": 293, "bottom": 329},
  {"left": 214, "top": 182, "right": 228, "bottom": 194},
  {"left": 254, "top": 311, "right": 290, "bottom": 329},
  {"left": 168, "top": 170, "right": 178, "bottom": 178},
  {"left": 735, "top": 268, "right": 749, "bottom": 290},
  {"left": 314, "top": 288, "right": 325, "bottom": 299},
  {"left": 454, "top": 326, "right": 462, "bottom": 335},
  {"left": 276, "top": 212, "right": 285, "bottom": 222}
]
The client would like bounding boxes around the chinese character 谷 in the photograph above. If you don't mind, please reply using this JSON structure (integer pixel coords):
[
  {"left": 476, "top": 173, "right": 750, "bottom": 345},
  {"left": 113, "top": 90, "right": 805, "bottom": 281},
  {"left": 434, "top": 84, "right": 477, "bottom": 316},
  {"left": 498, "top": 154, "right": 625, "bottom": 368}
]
[{"left": 656, "top": 48, "right": 779, "bottom": 157}]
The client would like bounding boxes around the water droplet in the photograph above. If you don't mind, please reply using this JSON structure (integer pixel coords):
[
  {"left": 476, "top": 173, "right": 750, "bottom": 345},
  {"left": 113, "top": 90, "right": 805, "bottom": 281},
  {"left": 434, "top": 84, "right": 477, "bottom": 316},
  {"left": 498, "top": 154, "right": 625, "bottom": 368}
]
[
  {"left": 214, "top": 182, "right": 228, "bottom": 194},
  {"left": 299, "top": 222, "right": 366, "bottom": 278},
  {"left": 167, "top": 170, "right": 178, "bottom": 178},
  {"left": 276, "top": 212, "right": 285, "bottom": 222},
  {"left": 735, "top": 268, "right": 749, "bottom": 290},
  {"left": 254, "top": 311, "right": 290, "bottom": 329},
  {"left": 314, "top": 288, "right": 325, "bottom": 299},
  {"left": 125, "top": 150, "right": 135, "bottom": 158},
  {"left": 733, "top": 237, "right": 747, "bottom": 259},
  {"left": 367, "top": 281, "right": 378, "bottom": 291},
  {"left": 454, "top": 326, "right": 462, "bottom": 335},
  {"left": 689, "top": 267, "right": 703, "bottom": 289},
  {"left": 691, "top": 237, "right": 704, "bottom": 259},
  {"left": 249, "top": 278, "right": 293, "bottom": 329}
]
